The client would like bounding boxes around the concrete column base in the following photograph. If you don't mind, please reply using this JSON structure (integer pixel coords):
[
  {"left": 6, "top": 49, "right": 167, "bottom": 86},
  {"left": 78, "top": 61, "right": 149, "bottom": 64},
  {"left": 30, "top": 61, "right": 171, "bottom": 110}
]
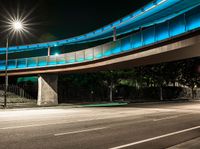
[{"left": 37, "top": 74, "right": 58, "bottom": 106}]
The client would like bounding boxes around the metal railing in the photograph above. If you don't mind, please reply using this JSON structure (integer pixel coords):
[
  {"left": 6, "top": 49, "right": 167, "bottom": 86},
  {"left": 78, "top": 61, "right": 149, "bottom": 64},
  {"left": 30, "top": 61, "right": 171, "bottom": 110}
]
[
  {"left": 0, "top": 84, "right": 35, "bottom": 100},
  {"left": 0, "top": 8, "right": 200, "bottom": 71}
]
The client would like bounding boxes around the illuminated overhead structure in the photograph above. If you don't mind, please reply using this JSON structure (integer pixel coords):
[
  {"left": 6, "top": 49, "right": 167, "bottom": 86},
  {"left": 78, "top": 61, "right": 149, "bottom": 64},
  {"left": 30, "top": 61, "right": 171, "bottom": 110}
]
[
  {"left": 0, "top": 0, "right": 200, "bottom": 54},
  {"left": 0, "top": 3, "right": 199, "bottom": 72}
]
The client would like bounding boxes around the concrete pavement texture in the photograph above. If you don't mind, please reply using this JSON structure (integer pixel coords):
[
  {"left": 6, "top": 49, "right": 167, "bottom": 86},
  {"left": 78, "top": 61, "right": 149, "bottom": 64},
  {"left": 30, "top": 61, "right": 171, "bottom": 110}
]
[
  {"left": 0, "top": 101, "right": 200, "bottom": 149},
  {"left": 168, "top": 137, "right": 200, "bottom": 149}
]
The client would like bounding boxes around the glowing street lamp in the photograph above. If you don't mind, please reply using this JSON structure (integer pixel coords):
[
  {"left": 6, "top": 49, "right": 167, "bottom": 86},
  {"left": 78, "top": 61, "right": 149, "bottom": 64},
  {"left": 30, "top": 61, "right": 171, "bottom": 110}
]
[
  {"left": 4, "top": 20, "right": 25, "bottom": 108},
  {"left": 12, "top": 21, "right": 23, "bottom": 30}
]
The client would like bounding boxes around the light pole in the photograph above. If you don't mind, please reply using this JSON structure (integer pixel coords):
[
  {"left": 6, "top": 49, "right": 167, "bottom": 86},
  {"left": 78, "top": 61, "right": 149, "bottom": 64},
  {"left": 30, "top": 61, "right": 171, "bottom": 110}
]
[
  {"left": 4, "top": 38, "right": 9, "bottom": 108},
  {"left": 4, "top": 20, "right": 24, "bottom": 108}
]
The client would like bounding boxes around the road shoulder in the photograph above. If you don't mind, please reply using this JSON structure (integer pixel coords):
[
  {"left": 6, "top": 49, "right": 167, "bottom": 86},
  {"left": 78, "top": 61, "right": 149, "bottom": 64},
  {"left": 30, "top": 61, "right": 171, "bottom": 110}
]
[{"left": 167, "top": 137, "right": 200, "bottom": 149}]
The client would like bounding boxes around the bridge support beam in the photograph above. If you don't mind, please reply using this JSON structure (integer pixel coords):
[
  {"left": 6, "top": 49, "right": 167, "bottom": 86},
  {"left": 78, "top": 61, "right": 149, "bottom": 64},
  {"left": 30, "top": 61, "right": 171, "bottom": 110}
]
[{"left": 37, "top": 74, "right": 58, "bottom": 106}]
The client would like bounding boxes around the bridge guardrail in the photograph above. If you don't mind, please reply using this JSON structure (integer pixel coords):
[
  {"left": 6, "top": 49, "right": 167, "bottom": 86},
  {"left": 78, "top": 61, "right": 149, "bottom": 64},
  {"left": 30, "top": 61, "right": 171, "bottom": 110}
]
[{"left": 0, "top": 6, "right": 200, "bottom": 71}]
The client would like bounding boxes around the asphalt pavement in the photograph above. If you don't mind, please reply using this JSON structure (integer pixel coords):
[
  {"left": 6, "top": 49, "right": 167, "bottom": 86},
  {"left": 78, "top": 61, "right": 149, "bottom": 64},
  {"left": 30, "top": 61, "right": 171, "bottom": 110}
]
[{"left": 0, "top": 101, "right": 200, "bottom": 149}]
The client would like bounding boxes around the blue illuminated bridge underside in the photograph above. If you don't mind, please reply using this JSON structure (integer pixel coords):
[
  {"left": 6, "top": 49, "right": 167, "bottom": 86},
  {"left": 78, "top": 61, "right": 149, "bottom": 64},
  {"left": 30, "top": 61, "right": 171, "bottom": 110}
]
[
  {"left": 0, "top": 0, "right": 200, "bottom": 75},
  {"left": 0, "top": 0, "right": 200, "bottom": 54}
]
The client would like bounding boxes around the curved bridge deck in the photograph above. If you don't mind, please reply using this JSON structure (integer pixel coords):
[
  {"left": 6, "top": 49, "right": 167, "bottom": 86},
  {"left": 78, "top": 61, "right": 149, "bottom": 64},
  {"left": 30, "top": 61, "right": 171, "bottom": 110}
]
[
  {"left": 0, "top": 2, "right": 200, "bottom": 76},
  {"left": 1, "top": 32, "right": 200, "bottom": 76}
]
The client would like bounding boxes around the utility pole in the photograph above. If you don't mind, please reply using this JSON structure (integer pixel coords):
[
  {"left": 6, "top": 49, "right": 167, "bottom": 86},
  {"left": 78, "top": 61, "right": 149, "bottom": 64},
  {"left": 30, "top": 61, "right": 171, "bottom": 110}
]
[{"left": 4, "top": 37, "right": 9, "bottom": 108}]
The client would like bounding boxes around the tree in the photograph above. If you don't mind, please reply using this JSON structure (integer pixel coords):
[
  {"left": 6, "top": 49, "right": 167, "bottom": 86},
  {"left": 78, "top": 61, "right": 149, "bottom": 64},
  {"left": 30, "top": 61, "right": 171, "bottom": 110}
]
[
  {"left": 101, "top": 70, "right": 130, "bottom": 102},
  {"left": 178, "top": 58, "right": 200, "bottom": 99}
]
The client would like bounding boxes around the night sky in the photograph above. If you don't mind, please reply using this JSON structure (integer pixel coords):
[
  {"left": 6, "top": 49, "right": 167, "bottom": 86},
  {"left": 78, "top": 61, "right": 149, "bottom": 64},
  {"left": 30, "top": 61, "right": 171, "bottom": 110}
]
[{"left": 0, "top": 0, "right": 152, "bottom": 46}]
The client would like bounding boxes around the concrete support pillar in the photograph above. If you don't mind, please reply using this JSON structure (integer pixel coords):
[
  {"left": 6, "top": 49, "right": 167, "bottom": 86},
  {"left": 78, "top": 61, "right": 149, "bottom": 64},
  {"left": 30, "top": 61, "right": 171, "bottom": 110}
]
[{"left": 37, "top": 74, "right": 58, "bottom": 106}]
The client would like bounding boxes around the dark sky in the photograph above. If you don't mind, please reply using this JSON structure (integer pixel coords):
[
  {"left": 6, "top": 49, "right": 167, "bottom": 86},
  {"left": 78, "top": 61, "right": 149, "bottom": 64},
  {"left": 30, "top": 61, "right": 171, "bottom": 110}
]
[{"left": 0, "top": 0, "right": 152, "bottom": 46}]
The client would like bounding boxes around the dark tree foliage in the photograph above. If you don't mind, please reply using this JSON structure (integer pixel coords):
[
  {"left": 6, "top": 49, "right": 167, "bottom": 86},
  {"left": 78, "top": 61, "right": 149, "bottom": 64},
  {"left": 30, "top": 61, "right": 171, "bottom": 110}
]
[
  {"left": 58, "top": 58, "right": 200, "bottom": 101},
  {"left": 177, "top": 58, "right": 200, "bottom": 98}
]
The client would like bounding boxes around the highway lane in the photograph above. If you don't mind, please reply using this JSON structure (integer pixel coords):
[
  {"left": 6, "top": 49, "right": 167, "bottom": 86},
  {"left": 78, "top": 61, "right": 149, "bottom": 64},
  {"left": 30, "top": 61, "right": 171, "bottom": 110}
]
[{"left": 0, "top": 102, "right": 200, "bottom": 149}]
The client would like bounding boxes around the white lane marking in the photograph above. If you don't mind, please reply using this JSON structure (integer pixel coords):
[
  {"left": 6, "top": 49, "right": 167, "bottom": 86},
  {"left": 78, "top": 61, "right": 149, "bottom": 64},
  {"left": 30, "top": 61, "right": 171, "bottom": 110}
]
[
  {"left": 153, "top": 116, "right": 178, "bottom": 121},
  {"left": 54, "top": 127, "right": 108, "bottom": 136},
  {"left": 153, "top": 113, "right": 192, "bottom": 122},
  {"left": 0, "top": 118, "right": 152, "bottom": 130},
  {"left": 0, "top": 122, "right": 66, "bottom": 130},
  {"left": 0, "top": 112, "right": 157, "bottom": 130},
  {"left": 0, "top": 113, "right": 192, "bottom": 130},
  {"left": 0, "top": 116, "right": 120, "bottom": 130},
  {"left": 110, "top": 125, "right": 200, "bottom": 149},
  {"left": 0, "top": 115, "right": 139, "bottom": 130}
]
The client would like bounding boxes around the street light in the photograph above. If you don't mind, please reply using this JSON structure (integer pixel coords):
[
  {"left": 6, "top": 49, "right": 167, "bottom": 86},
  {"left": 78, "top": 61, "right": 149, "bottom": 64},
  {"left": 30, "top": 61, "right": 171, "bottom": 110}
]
[
  {"left": 12, "top": 21, "right": 23, "bottom": 30},
  {"left": 4, "top": 20, "right": 24, "bottom": 108}
]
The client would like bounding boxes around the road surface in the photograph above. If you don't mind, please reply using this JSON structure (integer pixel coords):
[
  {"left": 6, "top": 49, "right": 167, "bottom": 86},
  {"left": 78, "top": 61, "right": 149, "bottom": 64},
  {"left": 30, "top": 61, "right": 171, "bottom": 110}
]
[{"left": 0, "top": 101, "right": 200, "bottom": 149}]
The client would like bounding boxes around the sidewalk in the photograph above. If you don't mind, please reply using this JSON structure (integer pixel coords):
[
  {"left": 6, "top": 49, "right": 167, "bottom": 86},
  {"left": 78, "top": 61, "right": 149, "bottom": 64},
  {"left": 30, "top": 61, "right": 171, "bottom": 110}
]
[
  {"left": 0, "top": 102, "right": 37, "bottom": 109},
  {"left": 0, "top": 102, "right": 129, "bottom": 110},
  {"left": 168, "top": 137, "right": 200, "bottom": 149},
  {"left": 1, "top": 100, "right": 199, "bottom": 110}
]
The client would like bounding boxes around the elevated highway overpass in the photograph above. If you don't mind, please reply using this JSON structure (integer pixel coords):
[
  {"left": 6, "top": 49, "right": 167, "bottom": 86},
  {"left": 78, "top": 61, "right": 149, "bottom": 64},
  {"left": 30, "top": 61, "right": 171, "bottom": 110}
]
[
  {"left": 0, "top": 31, "right": 199, "bottom": 77},
  {"left": 0, "top": 0, "right": 200, "bottom": 54},
  {"left": 0, "top": 0, "right": 200, "bottom": 105}
]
